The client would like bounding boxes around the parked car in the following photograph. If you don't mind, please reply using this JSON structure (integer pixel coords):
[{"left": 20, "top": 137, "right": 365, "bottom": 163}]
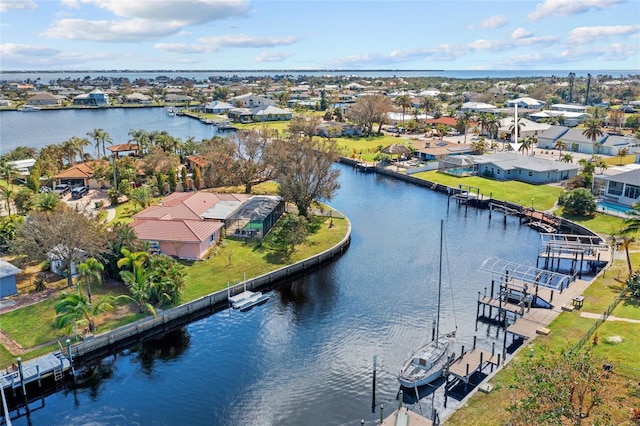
[
  {"left": 71, "top": 186, "right": 89, "bottom": 199},
  {"left": 53, "top": 184, "right": 71, "bottom": 197},
  {"left": 39, "top": 186, "right": 52, "bottom": 193}
]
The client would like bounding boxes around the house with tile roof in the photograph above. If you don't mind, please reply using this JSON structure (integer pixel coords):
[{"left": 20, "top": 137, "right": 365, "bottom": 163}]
[
  {"left": 55, "top": 161, "right": 107, "bottom": 188},
  {"left": 130, "top": 192, "right": 284, "bottom": 260},
  {"left": 27, "top": 92, "right": 61, "bottom": 106},
  {"left": 535, "top": 126, "right": 607, "bottom": 155},
  {"left": 0, "top": 259, "right": 21, "bottom": 297}
]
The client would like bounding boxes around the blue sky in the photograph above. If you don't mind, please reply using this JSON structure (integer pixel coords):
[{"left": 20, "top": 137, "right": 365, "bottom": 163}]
[{"left": 1, "top": 0, "right": 639, "bottom": 71}]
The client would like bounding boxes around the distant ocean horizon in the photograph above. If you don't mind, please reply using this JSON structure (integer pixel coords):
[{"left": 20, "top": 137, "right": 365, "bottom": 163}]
[{"left": 1, "top": 69, "right": 638, "bottom": 82}]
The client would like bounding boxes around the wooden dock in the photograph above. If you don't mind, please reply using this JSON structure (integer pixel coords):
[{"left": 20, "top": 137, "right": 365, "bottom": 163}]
[
  {"left": 0, "top": 352, "right": 71, "bottom": 391},
  {"left": 380, "top": 408, "right": 434, "bottom": 426},
  {"left": 447, "top": 348, "right": 498, "bottom": 382}
]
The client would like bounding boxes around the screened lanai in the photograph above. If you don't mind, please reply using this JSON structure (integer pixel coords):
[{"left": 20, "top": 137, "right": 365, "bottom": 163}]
[
  {"left": 226, "top": 195, "right": 285, "bottom": 239},
  {"left": 438, "top": 155, "right": 476, "bottom": 177}
]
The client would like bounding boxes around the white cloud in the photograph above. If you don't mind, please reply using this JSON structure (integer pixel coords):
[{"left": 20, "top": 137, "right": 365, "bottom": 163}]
[
  {"left": 44, "top": 0, "right": 250, "bottom": 42},
  {"left": 254, "top": 51, "right": 294, "bottom": 62},
  {"left": 155, "top": 34, "right": 299, "bottom": 54},
  {"left": 568, "top": 25, "right": 640, "bottom": 44},
  {"left": 61, "top": 0, "right": 249, "bottom": 24},
  {"left": 528, "top": 0, "right": 623, "bottom": 21},
  {"left": 511, "top": 28, "right": 533, "bottom": 39},
  {"left": 469, "top": 39, "right": 512, "bottom": 51},
  {"left": 0, "top": 43, "right": 59, "bottom": 58},
  {"left": 198, "top": 34, "right": 299, "bottom": 48},
  {"left": 479, "top": 15, "right": 508, "bottom": 29},
  {"left": 41, "top": 18, "right": 184, "bottom": 42},
  {"left": 0, "top": 0, "right": 37, "bottom": 12}
]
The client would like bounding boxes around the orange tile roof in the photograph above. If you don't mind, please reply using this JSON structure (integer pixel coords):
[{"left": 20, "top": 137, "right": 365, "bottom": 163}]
[
  {"left": 108, "top": 143, "right": 139, "bottom": 153},
  {"left": 426, "top": 117, "right": 458, "bottom": 126},
  {"left": 55, "top": 162, "right": 96, "bottom": 179},
  {"left": 132, "top": 219, "right": 224, "bottom": 243}
]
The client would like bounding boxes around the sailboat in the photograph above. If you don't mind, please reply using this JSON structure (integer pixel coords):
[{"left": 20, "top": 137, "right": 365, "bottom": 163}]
[{"left": 398, "top": 220, "right": 457, "bottom": 388}]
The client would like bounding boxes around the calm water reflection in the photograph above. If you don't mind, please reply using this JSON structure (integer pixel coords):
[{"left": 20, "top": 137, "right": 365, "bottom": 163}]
[{"left": 7, "top": 163, "right": 544, "bottom": 426}]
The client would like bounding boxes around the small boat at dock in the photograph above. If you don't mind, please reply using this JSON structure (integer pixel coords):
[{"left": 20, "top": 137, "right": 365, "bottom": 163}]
[
  {"left": 227, "top": 275, "right": 270, "bottom": 311},
  {"left": 18, "top": 105, "right": 41, "bottom": 112}
]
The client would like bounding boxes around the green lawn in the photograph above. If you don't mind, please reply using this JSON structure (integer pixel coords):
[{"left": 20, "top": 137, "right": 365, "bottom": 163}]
[
  {"left": 412, "top": 170, "right": 565, "bottom": 210},
  {"left": 558, "top": 208, "right": 629, "bottom": 236},
  {"left": 181, "top": 215, "right": 349, "bottom": 301}
]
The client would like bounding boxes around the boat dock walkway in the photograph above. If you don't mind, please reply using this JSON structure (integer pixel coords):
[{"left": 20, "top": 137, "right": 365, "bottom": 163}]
[
  {"left": 0, "top": 351, "right": 70, "bottom": 392},
  {"left": 380, "top": 408, "right": 434, "bottom": 426},
  {"left": 447, "top": 348, "right": 498, "bottom": 384}
]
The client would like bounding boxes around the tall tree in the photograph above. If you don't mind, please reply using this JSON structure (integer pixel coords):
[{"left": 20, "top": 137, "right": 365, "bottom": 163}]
[
  {"left": 77, "top": 257, "right": 104, "bottom": 304},
  {"left": 394, "top": 94, "right": 412, "bottom": 127},
  {"left": 554, "top": 138, "right": 567, "bottom": 160},
  {"left": 87, "top": 128, "right": 112, "bottom": 158},
  {"left": 270, "top": 135, "right": 341, "bottom": 217},
  {"left": 232, "top": 128, "right": 276, "bottom": 193},
  {"left": 346, "top": 94, "right": 392, "bottom": 136},
  {"left": 11, "top": 206, "right": 107, "bottom": 287},
  {"left": 128, "top": 128, "right": 149, "bottom": 157},
  {"left": 582, "top": 118, "right": 604, "bottom": 152}
]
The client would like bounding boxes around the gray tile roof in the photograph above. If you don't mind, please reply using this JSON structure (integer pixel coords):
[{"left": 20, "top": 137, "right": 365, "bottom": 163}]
[
  {"left": 0, "top": 259, "right": 22, "bottom": 279},
  {"left": 602, "top": 169, "right": 640, "bottom": 185}
]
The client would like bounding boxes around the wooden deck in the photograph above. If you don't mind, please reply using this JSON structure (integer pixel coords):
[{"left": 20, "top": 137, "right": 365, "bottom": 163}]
[
  {"left": 478, "top": 296, "right": 524, "bottom": 316},
  {"left": 0, "top": 352, "right": 70, "bottom": 391},
  {"left": 380, "top": 408, "right": 434, "bottom": 426},
  {"left": 447, "top": 348, "right": 498, "bottom": 382}
]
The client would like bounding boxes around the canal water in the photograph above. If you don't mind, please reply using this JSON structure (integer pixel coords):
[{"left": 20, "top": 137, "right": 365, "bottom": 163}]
[{"left": 2, "top": 109, "right": 542, "bottom": 425}]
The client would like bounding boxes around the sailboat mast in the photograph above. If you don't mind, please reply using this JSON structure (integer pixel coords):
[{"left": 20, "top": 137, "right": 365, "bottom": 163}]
[{"left": 436, "top": 219, "right": 443, "bottom": 341}]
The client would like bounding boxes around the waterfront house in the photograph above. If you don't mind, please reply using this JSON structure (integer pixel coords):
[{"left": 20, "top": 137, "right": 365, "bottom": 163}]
[
  {"left": 26, "top": 92, "right": 60, "bottom": 106},
  {"left": 203, "top": 100, "right": 234, "bottom": 114},
  {"left": 124, "top": 93, "right": 152, "bottom": 104},
  {"left": 228, "top": 104, "right": 292, "bottom": 123},
  {"left": 7, "top": 158, "right": 37, "bottom": 177},
  {"left": 228, "top": 93, "right": 276, "bottom": 108},
  {"left": 131, "top": 192, "right": 284, "bottom": 259},
  {"left": 470, "top": 152, "right": 579, "bottom": 184},
  {"left": 0, "top": 259, "right": 21, "bottom": 298},
  {"left": 88, "top": 89, "right": 109, "bottom": 106},
  {"left": 599, "top": 169, "right": 640, "bottom": 208},
  {"left": 108, "top": 143, "right": 139, "bottom": 158}
]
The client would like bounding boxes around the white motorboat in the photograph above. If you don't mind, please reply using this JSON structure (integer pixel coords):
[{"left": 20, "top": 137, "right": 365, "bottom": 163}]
[
  {"left": 398, "top": 220, "right": 457, "bottom": 388},
  {"left": 18, "top": 105, "right": 41, "bottom": 112},
  {"left": 227, "top": 274, "right": 270, "bottom": 311}
]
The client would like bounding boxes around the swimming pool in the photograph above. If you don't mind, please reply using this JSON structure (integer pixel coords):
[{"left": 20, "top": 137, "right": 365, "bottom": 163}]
[{"left": 597, "top": 200, "right": 633, "bottom": 217}]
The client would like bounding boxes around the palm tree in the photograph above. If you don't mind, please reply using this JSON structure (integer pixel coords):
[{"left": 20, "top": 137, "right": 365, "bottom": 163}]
[
  {"left": 128, "top": 128, "right": 149, "bottom": 157},
  {"left": 554, "top": 138, "right": 567, "bottom": 160},
  {"left": 0, "top": 185, "right": 15, "bottom": 216},
  {"left": 0, "top": 161, "right": 15, "bottom": 188},
  {"left": 561, "top": 153, "right": 574, "bottom": 163},
  {"left": 54, "top": 286, "right": 118, "bottom": 335},
  {"left": 87, "top": 128, "right": 113, "bottom": 158},
  {"left": 395, "top": 94, "right": 412, "bottom": 127},
  {"left": 34, "top": 192, "right": 61, "bottom": 212},
  {"left": 77, "top": 257, "right": 104, "bottom": 304},
  {"left": 117, "top": 247, "right": 150, "bottom": 276},
  {"left": 481, "top": 114, "right": 499, "bottom": 147},
  {"left": 420, "top": 96, "right": 437, "bottom": 118},
  {"left": 617, "top": 147, "right": 629, "bottom": 165},
  {"left": 614, "top": 234, "right": 636, "bottom": 276},
  {"left": 119, "top": 267, "right": 155, "bottom": 314},
  {"left": 621, "top": 202, "right": 640, "bottom": 236},
  {"left": 518, "top": 136, "right": 534, "bottom": 156},
  {"left": 61, "top": 137, "right": 80, "bottom": 165},
  {"left": 582, "top": 118, "right": 603, "bottom": 153}
]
